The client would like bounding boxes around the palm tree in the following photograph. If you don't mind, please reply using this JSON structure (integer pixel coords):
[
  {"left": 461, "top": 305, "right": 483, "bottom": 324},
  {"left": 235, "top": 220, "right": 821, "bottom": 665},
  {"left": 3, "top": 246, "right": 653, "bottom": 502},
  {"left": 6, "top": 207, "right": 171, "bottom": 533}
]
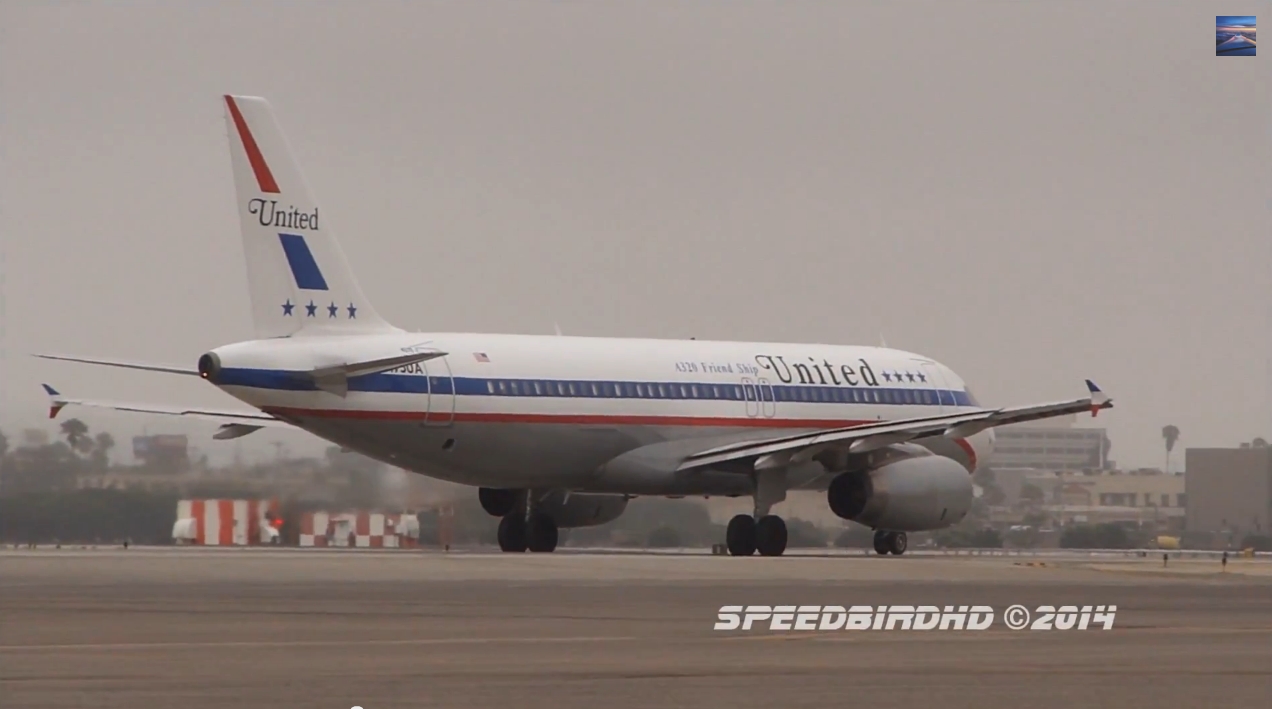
[
  {"left": 91, "top": 432, "right": 115, "bottom": 472},
  {"left": 1162, "top": 425, "right": 1180, "bottom": 473}
]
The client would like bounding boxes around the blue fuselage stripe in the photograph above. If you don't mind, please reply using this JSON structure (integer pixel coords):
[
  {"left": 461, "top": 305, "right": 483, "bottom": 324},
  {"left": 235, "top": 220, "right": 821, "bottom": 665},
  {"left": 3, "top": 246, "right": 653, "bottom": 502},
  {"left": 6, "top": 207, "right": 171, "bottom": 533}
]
[{"left": 215, "top": 368, "right": 976, "bottom": 408}]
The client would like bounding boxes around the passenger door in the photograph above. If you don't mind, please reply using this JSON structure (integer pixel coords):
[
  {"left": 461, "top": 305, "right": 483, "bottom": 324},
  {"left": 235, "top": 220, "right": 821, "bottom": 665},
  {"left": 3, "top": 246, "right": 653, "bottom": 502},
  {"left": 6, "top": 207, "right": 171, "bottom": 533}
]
[
  {"left": 423, "top": 353, "right": 455, "bottom": 427},
  {"left": 915, "top": 359, "right": 949, "bottom": 414},
  {"left": 741, "top": 377, "right": 759, "bottom": 418},
  {"left": 757, "top": 377, "right": 777, "bottom": 419}
]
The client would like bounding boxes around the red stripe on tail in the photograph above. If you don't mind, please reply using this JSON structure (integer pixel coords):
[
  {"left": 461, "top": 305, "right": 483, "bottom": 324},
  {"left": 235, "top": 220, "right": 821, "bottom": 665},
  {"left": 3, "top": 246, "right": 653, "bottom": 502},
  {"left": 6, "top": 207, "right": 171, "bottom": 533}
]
[{"left": 224, "top": 95, "right": 280, "bottom": 193}]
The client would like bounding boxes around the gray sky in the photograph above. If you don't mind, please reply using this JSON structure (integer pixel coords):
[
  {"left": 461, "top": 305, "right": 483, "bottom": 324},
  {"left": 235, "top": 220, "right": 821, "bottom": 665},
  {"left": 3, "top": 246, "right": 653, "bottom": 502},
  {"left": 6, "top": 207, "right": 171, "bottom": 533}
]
[{"left": 1, "top": 1, "right": 1268, "bottom": 468}]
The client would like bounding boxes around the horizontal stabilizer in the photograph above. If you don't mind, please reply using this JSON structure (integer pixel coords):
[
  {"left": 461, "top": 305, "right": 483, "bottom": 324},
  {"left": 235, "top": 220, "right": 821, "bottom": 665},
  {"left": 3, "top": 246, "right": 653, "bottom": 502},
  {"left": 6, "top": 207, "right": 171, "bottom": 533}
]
[
  {"left": 309, "top": 350, "right": 448, "bottom": 397},
  {"left": 41, "top": 383, "right": 289, "bottom": 430},
  {"left": 34, "top": 353, "right": 198, "bottom": 376}
]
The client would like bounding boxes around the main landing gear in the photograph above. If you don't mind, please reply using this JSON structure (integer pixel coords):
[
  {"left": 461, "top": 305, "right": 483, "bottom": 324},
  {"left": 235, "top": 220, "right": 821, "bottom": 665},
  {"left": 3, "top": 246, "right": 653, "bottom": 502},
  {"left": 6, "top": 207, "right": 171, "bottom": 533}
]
[
  {"left": 725, "top": 469, "right": 791, "bottom": 556},
  {"left": 726, "top": 514, "right": 788, "bottom": 556},
  {"left": 497, "top": 512, "right": 559, "bottom": 553},
  {"left": 873, "top": 530, "right": 908, "bottom": 556},
  {"left": 492, "top": 489, "right": 559, "bottom": 553}
]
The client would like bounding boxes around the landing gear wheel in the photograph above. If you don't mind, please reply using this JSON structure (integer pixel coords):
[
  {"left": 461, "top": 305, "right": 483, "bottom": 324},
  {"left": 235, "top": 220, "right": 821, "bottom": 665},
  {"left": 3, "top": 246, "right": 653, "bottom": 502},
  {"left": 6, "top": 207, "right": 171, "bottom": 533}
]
[
  {"left": 726, "top": 514, "right": 757, "bottom": 556},
  {"left": 755, "top": 515, "right": 788, "bottom": 557},
  {"left": 498, "top": 514, "right": 527, "bottom": 552},
  {"left": 872, "top": 530, "right": 908, "bottom": 556},
  {"left": 526, "top": 513, "right": 559, "bottom": 553},
  {"left": 873, "top": 530, "right": 890, "bottom": 556}
]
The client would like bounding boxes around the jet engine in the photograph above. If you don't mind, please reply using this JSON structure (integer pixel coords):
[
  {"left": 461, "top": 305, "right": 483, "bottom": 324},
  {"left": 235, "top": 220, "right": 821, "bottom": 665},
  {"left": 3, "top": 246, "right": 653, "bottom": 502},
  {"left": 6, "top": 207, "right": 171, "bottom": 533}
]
[
  {"left": 535, "top": 491, "right": 629, "bottom": 528},
  {"left": 827, "top": 454, "right": 972, "bottom": 532},
  {"left": 478, "top": 487, "right": 518, "bottom": 517}
]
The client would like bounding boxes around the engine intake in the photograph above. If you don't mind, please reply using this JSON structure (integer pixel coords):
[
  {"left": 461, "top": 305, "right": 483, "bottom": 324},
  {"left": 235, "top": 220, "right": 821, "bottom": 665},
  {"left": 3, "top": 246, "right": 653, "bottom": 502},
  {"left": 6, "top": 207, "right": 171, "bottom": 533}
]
[{"left": 827, "top": 455, "right": 972, "bottom": 531}]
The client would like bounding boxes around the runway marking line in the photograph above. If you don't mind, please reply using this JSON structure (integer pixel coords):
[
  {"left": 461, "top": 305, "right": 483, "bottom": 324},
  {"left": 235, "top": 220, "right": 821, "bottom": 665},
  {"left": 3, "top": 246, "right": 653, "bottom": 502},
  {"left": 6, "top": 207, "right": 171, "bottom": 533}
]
[{"left": 0, "top": 635, "right": 637, "bottom": 652}]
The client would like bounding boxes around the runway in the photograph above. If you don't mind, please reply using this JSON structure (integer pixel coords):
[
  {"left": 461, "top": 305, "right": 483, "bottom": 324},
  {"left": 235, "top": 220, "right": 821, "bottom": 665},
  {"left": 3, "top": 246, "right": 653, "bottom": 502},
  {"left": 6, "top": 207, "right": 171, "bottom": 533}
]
[{"left": 3, "top": 549, "right": 1270, "bottom": 708}]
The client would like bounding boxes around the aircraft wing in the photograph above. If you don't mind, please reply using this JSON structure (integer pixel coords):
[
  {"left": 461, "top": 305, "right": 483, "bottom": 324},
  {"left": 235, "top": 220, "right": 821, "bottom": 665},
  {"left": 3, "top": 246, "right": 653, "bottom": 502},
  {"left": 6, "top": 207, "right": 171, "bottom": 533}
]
[
  {"left": 42, "top": 384, "right": 289, "bottom": 440},
  {"left": 307, "top": 350, "right": 448, "bottom": 397},
  {"left": 677, "top": 380, "right": 1112, "bottom": 472}
]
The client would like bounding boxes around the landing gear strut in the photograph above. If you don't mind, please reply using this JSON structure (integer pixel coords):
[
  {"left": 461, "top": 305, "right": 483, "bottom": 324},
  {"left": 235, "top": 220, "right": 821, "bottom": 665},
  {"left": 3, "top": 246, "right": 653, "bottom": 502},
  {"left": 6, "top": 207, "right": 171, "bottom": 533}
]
[
  {"left": 725, "top": 514, "right": 788, "bottom": 556},
  {"left": 872, "top": 530, "right": 907, "bottom": 556}
]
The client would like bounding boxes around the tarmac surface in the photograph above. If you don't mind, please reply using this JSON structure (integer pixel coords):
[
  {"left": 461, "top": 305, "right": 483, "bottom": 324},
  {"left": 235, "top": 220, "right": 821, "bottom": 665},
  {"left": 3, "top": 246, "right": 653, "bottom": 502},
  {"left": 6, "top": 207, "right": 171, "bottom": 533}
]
[{"left": 2, "top": 548, "right": 1270, "bottom": 708}]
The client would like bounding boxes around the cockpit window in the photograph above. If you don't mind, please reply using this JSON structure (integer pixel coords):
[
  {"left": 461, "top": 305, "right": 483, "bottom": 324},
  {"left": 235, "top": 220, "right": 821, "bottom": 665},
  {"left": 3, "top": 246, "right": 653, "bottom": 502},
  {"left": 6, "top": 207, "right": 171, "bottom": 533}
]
[{"left": 964, "top": 387, "right": 981, "bottom": 407}]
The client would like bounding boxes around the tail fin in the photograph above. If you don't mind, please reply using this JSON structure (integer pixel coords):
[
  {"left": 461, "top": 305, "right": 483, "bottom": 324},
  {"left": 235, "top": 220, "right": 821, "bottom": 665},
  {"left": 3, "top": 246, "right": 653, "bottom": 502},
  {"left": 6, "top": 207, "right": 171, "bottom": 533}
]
[{"left": 223, "top": 95, "right": 398, "bottom": 338}]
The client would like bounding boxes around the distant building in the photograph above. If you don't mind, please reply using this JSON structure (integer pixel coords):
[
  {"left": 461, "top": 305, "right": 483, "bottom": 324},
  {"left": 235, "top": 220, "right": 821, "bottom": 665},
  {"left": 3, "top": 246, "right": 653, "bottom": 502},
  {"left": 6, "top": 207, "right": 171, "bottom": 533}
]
[
  {"left": 1184, "top": 447, "right": 1272, "bottom": 537},
  {"left": 990, "top": 415, "right": 1111, "bottom": 471},
  {"left": 1019, "top": 469, "right": 1185, "bottom": 529}
]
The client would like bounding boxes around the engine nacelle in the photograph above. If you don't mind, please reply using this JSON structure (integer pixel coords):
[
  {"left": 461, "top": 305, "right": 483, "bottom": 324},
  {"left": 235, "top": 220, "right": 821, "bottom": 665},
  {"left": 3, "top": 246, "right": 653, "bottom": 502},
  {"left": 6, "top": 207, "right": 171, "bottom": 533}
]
[
  {"left": 478, "top": 487, "right": 519, "bottom": 517},
  {"left": 827, "top": 455, "right": 972, "bottom": 532},
  {"left": 536, "top": 491, "right": 629, "bottom": 528}
]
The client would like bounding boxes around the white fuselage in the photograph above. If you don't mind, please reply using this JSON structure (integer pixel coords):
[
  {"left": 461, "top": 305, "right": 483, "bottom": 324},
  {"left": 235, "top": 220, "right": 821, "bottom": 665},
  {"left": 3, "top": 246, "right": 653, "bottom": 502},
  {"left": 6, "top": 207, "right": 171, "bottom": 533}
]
[{"left": 206, "top": 332, "right": 995, "bottom": 495}]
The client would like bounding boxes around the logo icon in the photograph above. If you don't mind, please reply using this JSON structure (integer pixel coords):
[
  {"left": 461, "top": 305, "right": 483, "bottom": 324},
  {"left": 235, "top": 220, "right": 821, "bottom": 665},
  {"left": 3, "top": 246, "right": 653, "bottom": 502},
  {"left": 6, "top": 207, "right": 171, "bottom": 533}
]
[{"left": 1217, "top": 16, "right": 1256, "bottom": 56}]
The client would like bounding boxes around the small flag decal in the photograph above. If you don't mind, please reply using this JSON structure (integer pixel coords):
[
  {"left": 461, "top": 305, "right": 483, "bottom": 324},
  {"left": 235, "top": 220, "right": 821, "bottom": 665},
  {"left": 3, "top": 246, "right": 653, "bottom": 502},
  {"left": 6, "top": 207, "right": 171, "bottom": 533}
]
[{"left": 473, "top": 352, "right": 490, "bottom": 363}]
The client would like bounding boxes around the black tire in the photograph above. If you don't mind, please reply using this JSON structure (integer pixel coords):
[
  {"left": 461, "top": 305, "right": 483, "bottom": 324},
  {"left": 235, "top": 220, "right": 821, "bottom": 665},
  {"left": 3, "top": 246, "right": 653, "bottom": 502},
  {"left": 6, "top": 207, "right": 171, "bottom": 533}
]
[
  {"left": 726, "top": 514, "right": 757, "bottom": 556},
  {"left": 526, "top": 513, "right": 559, "bottom": 553},
  {"left": 755, "top": 515, "right": 788, "bottom": 557},
  {"left": 889, "top": 532, "right": 908, "bottom": 556},
  {"left": 872, "top": 530, "right": 891, "bottom": 556},
  {"left": 498, "top": 514, "right": 527, "bottom": 552}
]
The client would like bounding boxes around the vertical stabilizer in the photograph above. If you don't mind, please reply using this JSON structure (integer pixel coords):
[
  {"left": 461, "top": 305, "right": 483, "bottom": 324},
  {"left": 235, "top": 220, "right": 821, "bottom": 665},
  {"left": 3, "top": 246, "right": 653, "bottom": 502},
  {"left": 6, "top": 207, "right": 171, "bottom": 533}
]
[{"left": 223, "top": 95, "right": 398, "bottom": 338}]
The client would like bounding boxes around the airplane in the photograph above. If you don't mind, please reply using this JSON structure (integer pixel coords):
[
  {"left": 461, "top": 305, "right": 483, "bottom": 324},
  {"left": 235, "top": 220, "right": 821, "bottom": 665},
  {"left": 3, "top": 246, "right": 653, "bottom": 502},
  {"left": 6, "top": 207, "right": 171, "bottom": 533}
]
[{"left": 36, "top": 95, "right": 1113, "bottom": 557}]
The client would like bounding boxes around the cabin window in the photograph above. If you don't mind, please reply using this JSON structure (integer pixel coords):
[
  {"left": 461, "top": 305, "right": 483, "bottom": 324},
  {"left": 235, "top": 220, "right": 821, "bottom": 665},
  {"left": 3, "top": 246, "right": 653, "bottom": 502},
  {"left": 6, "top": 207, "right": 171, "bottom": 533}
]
[
  {"left": 496, "top": 381, "right": 507, "bottom": 395},
  {"left": 691, "top": 385, "right": 700, "bottom": 398},
  {"left": 566, "top": 382, "right": 576, "bottom": 396},
  {"left": 486, "top": 381, "right": 495, "bottom": 394},
  {"left": 510, "top": 381, "right": 520, "bottom": 395},
  {"left": 591, "top": 383, "right": 599, "bottom": 397},
  {"left": 711, "top": 385, "right": 721, "bottom": 399}
]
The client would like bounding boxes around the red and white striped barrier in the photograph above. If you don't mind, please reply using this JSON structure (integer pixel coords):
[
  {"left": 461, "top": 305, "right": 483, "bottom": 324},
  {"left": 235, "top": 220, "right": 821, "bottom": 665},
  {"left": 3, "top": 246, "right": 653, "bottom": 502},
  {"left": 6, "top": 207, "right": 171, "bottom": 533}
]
[
  {"left": 299, "top": 511, "right": 420, "bottom": 548},
  {"left": 173, "top": 499, "right": 281, "bottom": 545}
]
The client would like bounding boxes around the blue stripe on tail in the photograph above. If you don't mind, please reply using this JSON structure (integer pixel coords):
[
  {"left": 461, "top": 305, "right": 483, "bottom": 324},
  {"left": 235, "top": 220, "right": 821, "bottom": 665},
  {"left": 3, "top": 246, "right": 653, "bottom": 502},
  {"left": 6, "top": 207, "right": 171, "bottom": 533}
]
[{"left": 278, "top": 233, "right": 329, "bottom": 290}]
